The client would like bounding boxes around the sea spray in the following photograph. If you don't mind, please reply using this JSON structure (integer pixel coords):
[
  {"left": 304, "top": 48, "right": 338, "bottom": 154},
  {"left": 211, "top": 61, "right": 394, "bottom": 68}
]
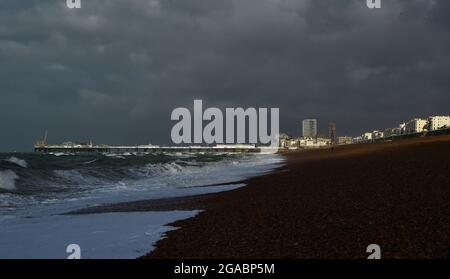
[
  {"left": 3, "top": 157, "right": 28, "bottom": 168},
  {"left": 0, "top": 170, "right": 19, "bottom": 191}
]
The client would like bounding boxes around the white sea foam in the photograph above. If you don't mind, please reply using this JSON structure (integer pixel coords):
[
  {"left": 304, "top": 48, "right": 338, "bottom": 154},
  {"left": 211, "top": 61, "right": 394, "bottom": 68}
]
[
  {"left": 143, "top": 162, "right": 187, "bottom": 175},
  {"left": 104, "top": 153, "right": 126, "bottom": 159},
  {"left": 0, "top": 153, "right": 285, "bottom": 258},
  {"left": 0, "top": 210, "right": 200, "bottom": 259},
  {"left": 0, "top": 193, "right": 36, "bottom": 208},
  {"left": 53, "top": 169, "right": 103, "bottom": 186},
  {"left": 3, "top": 157, "right": 28, "bottom": 168},
  {"left": 115, "top": 154, "right": 284, "bottom": 193},
  {"left": 82, "top": 159, "right": 98, "bottom": 165},
  {"left": 50, "top": 152, "right": 75, "bottom": 157},
  {"left": 0, "top": 170, "right": 19, "bottom": 190}
]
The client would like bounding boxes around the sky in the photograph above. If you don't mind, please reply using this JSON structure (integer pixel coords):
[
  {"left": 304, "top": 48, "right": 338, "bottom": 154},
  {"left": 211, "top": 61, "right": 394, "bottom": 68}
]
[{"left": 0, "top": 0, "right": 449, "bottom": 151}]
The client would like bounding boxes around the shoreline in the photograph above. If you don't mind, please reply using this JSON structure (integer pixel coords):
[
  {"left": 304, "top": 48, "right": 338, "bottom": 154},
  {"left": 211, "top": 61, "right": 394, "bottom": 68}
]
[{"left": 138, "top": 135, "right": 450, "bottom": 259}]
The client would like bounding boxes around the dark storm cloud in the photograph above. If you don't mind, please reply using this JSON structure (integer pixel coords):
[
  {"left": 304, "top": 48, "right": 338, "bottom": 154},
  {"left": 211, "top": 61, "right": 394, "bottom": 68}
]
[{"left": 0, "top": 0, "right": 449, "bottom": 150}]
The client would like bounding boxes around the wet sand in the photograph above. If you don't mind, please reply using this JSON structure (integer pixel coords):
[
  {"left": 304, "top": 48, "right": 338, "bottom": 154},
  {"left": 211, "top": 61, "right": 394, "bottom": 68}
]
[{"left": 140, "top": 135, "right": 450, "bottom": 259}]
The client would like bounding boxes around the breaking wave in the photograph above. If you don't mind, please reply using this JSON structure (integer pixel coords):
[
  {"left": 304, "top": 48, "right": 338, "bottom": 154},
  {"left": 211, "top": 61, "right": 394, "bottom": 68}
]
[
  {"left": 0, "top": 151, "right": 284, "bottom": 260},
  {"left": 0, "top": 170, "right": 19, "bottom": 191},
  {"left": 0, "top": 152, "right": 284, "bottom": 215},
  {"left": 2, "top": 157, "right": 28, "bottom": 168}
]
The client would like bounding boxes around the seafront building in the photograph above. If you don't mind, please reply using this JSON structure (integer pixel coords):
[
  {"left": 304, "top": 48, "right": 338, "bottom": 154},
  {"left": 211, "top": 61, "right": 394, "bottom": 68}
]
[
  {"left": 428, "top": 116, "right": 450, "bottom": 131},
  {"left": 328, "top": 123, "right": 336, "bottom": 144},
  {"left": 384, "top": 127, "right": 402, "bottom": 137},
  {"left": 351, "top": 115, "right": 450, "bottom": 144},
  {"left": 279, "top": 136, "right": 330, "bottom": 149},
  {"left": 363, "top": 132, "right": 373, "bottom": 141},
  {"left": 372, "top": 130, "right": 384, "bottom": 139},
  {"left": 405, "top": 118, "right": 428, "bottom": 134},
  {"left": 337, "top": 136, "right": 353, "bottom": 145},
  {"left": 302, "top": 119, "right": 318, "bottom": 138},
  {"left": 278, "top": 120, "right": 332, "bottom": 149},
  {"left": 279, "top": 114, "right": 449, "bottom": 149}
]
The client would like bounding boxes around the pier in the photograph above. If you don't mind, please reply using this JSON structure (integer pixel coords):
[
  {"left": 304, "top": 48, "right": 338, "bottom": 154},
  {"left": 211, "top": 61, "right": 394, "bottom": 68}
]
[{"left": 34, "top": 144, "right": 265, "bottom": 154}]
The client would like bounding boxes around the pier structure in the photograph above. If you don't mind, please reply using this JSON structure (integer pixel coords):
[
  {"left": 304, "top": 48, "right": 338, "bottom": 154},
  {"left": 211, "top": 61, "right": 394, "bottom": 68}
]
[{"left": 34, "top": 144, "right": 264, "bottom": 154}]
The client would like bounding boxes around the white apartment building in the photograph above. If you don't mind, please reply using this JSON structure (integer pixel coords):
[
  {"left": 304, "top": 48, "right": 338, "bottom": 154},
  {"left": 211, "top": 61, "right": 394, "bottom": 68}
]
[
  {"left": 372, "top": 130, "right": 384, "bottom": 139},
  {"left": 399, "top": 122, "right": 407, "bottom": 134},
  {"left": 405, "top": 118, "right": 428, "bottom": 134},
  {"left": 362, "top": 132, "right": 373, "bottom": 140},
  {"left": 428, "top": 116, "right": 450, "bottom": 131}
]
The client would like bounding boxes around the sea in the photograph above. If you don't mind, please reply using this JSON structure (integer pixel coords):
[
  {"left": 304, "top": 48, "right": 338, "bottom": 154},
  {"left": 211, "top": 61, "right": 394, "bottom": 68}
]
[{"left": 0, "top": 151, "right": 283, "bottom": 259}]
